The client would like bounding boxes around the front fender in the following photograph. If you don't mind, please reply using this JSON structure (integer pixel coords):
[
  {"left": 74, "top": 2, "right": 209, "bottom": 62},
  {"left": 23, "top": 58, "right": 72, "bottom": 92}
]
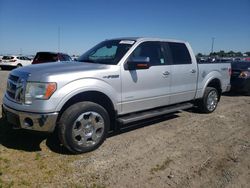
[{"left": 55, "top": 78, "right": 120, "bottom": 112}]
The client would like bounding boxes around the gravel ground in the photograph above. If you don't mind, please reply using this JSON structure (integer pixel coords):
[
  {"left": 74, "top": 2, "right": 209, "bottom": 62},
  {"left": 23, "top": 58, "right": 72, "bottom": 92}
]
[{"left": 0, "top": 70, "right": 249, "bottom": 188}]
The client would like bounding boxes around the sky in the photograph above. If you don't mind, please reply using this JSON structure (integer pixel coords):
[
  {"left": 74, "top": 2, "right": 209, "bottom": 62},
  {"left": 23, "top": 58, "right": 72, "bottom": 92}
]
[{"left": 0, "top": 0, "right": 249, "bottom": 55}]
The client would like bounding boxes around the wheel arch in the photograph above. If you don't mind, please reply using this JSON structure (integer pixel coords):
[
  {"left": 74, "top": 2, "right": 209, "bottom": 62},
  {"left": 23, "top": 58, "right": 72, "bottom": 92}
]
[
  {"left": 204, "top": 78, "right": 222, "bottom": 100},
  {"left": 57, "top": 90, "right": 117, "bottom": 131}
]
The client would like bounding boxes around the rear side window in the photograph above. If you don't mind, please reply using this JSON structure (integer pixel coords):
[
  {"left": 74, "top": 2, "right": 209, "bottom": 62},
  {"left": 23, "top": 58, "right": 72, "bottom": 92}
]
[
  {"left": 61, "top": 55, "right": 72, "bottom": 61},
  {"left": 168, "top": 42, "right": 191, "bottom": 64},
  {"left": 2, "top": 56, "right": 14, "bottom": 60}
]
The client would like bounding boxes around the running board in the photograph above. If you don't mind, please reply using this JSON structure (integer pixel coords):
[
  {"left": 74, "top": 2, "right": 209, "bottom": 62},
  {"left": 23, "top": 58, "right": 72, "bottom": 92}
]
[{"left": 117, "top": 102, "right": 193, "bottom": 125}]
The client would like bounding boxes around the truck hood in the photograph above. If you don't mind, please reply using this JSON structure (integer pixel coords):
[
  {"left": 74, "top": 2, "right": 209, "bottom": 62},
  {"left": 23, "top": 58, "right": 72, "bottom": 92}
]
[
  {"left": 13, "top": 61, "right": 110, "bottom": 75},
  {"left": 10, "top": 61, "right": 116, "bottom": 83}
]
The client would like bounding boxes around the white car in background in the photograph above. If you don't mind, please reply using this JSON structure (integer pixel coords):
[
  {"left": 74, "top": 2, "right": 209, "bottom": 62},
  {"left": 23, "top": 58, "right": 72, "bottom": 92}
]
[{"left": 0, "top": 55, "right": 32, "bottom": 70}]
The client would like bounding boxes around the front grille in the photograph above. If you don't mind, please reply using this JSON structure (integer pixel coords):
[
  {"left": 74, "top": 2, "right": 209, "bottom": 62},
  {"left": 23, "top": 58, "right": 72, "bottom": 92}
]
[{"left": 6, "top": 74, "right": 26, "bottom": 103}]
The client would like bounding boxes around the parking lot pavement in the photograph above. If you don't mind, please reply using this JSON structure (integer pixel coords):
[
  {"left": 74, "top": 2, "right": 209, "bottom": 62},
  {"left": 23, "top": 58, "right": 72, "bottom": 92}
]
[{"left": 0, "top": 70, "right": 250, "bottom": 188}]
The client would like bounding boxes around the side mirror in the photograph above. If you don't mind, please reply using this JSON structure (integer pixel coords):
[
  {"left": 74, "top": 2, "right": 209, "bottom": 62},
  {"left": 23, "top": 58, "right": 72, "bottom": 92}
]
[{"left": 126, "top": 57, "right": 150, "bottom": 70}]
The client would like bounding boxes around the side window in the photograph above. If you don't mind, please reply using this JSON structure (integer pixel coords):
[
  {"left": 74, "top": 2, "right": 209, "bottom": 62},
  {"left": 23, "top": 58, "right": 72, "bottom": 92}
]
[
  {"left": 131, "top": 41, "right": 166, "bottom": 66},
  {"left": 168, "top": 42, "right": 191, "bottom": 64},
  {"left": 64, "top": 55, "right": 72, "bottom": 61}
]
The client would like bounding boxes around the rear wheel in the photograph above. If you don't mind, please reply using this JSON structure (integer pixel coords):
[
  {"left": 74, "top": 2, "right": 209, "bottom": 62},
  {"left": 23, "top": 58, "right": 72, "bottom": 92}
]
[
  {"left": 197, "top": 87, "right": 219, "bottom": 113},
  {"left": 58, "top": 102, "right": 110, "bottom": 154}
]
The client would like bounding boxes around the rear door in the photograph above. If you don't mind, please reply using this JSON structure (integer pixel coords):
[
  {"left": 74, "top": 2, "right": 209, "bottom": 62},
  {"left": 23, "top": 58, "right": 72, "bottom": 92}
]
[
  {"left": 121, "top": 41, "right": 171, "bottom": 114},
  {"left": 166, "top": 42, "right": 197, "bottom": 104}
]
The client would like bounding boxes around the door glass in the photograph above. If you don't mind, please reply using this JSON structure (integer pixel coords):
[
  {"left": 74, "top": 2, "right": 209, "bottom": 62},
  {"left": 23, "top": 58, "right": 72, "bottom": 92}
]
[
  {"left": 168, "top": 42, "right": 191, "bottom": 64},
  {"left": 130, "top": 42, "right": 166, "bottom": 66}
]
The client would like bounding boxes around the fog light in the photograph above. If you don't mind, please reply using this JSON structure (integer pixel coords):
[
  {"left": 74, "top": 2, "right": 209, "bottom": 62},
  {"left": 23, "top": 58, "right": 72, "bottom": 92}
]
[{"left": 24, "top": 118, "right": 33, "bottom": 127}]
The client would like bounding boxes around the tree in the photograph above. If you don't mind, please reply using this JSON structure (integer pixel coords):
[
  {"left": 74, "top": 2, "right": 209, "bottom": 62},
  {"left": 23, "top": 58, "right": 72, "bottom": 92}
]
[
  {"left": 218, "top": 50, "right": 226, "bottom": 57},
  {"left": 245, "top": 52, "right": 250, "bottom": 56},
  {"left": 227, "top": 51, "right": 235, "bottom": 57},
  {"left": 235, "top": 52, "right": 243, "bottom": 57},
  {"left": 196, "top": 53, "right": 203, "bottom": 57}
]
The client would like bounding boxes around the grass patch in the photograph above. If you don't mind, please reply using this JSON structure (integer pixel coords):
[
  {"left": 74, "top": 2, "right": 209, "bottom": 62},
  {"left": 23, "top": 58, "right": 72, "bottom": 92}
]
[
  {"left": 0, "top": 157, "right": 10, "bottom": 164},
  {"left": 35, "top": 152, "right": 41, "bottom": 160},
  {"left": 90, "top": 183, "right": 106, "bottom": 188},
  {"left": 150, "top": 158, "right": 172, "bottom": 174}
]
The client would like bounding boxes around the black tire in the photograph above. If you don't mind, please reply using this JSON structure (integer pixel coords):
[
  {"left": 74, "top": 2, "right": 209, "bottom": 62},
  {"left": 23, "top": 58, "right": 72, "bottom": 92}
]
[
  {"left": 17, "top": 64, "right": 22, "bottom": 68},
  {"left": 197, "top": 87, "right": 219, "bottom": 113},
  {"left": 58, "top": 102, "right": 110, "bottom": 154},
  {"left": 0, "top": 66, "right": 6, "bottom": 70}
]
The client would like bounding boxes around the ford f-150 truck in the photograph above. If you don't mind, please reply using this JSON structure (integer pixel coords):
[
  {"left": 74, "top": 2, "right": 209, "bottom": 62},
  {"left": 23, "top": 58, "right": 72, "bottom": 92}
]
[{"left": 2, "top": 38, "right": 231, "bottom": 153}]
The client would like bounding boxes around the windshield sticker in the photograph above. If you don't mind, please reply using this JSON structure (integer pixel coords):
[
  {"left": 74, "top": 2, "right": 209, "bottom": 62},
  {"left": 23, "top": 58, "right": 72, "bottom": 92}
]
[{"left": 119, "top": 40, "right": 135, "bottom": 45}]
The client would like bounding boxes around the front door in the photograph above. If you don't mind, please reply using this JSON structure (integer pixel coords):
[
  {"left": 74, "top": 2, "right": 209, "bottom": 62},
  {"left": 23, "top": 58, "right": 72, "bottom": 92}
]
[{"left": 121, "top": 41, "right": 171, "bottom": 114}]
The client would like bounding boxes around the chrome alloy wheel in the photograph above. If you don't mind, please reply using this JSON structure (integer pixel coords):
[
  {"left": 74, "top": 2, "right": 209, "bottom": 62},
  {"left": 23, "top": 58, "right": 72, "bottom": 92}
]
[
  {"left": 206, "top": 90, "right": 218, "bottom": 111},
  {"left": 72, "top": 111, "right": 105, "bottom": 147}
]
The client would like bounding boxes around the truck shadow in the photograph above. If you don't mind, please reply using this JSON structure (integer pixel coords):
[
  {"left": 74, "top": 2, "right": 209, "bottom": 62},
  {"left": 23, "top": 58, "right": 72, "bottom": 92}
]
[
  {"left": 0, "top": 117, "right": 47, "bottom": 152},
  {"left": 0, "top": 113, "right": 179, "bottom": 154},
  {"left": 222, "top": 91, "right": 249, "bottom": 97}
]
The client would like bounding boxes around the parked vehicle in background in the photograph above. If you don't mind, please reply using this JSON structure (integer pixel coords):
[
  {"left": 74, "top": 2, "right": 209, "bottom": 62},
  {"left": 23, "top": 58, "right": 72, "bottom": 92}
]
[
  {"left": 0, "top": 55, "right": 32, "bottom": 70},
  {"left": 2, "top": 37, "right": 231, "bottom": 154},
  {"left": 32, "top": 52, "right": 72, "bottom": 64},
  {"left": 244, "top": 57, "right": 250, "bottom": 62},
  {"left": 231, "top": 61, "right": 250, "bottom": 95}
]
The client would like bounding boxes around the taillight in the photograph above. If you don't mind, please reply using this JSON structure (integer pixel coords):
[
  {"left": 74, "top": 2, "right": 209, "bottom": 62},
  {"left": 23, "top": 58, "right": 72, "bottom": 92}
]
[
  {"left": 239, "top": 71, "right": 248, "bottom": 78},
  {"left": 228, "top": 68, "right": 232, "bottom": 76},
  {"left": 10, "top": 60, "right": 16, "bottom": 62}
]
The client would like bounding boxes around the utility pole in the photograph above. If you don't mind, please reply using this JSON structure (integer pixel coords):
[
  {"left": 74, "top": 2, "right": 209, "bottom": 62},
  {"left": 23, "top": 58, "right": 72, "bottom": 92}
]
[
  {"left": 211, "top": 37, "right": 215, "bottom": 54},
  {"left": 58, "top": 26, "right": 61, "bottom": 53}
]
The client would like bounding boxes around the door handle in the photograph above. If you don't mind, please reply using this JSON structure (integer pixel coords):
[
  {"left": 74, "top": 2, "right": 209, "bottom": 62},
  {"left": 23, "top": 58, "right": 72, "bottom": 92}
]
[
  {"left": 162, "top": 71, "right": 170, "bottom": 76},
  {"left": 190, "top": 69, "right": 196, "bottom": 73}
]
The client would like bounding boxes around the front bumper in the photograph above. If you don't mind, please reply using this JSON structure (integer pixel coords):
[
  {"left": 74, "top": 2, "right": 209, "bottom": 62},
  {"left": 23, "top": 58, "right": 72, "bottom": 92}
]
[{"left": 2, "top": 104, "right": 58, "bottom": 132}]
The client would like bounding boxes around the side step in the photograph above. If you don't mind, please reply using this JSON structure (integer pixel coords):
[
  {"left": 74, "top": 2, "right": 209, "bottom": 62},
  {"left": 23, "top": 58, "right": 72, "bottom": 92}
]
[{"left": 117, "top": 102, "right": 193, "bottom": 125}]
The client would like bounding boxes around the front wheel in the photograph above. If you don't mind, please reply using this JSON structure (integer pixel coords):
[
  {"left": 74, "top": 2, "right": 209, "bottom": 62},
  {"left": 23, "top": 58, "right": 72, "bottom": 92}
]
[
  {"left": 197, "top": 87, "right": 219, "bottom": 113},
  {"left": 17, "top": 64, "right": 22, "bottom": 68},
  {"left": 58, "top": 102, "right": 110, "bottom": 154}
]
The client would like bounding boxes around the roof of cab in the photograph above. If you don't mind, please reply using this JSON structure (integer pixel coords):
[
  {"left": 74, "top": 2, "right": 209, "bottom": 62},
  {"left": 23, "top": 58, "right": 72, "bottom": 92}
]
[{"left": 109, "top": 37, "right": 187, "bottom": 44}]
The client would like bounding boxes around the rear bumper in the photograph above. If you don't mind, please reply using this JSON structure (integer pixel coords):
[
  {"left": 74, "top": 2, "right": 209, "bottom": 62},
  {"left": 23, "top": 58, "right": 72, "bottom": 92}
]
[
  {"left": 231, "top": 78, "right": 250, "bottom": 93},
  {"left": 0, "top": 63, "right": 17, "bottom": 67},
  {"left": 2, "top": 104, "right": 58, "bottom": 133}
]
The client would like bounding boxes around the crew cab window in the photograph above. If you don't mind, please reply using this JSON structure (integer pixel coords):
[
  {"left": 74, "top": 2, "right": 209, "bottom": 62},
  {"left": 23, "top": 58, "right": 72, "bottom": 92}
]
[
  {"left": 168, "top": 42, "right": 191, "bottom": 64},
  {"left": 131, "top": 41, "right": 166, "bottom": 66}
]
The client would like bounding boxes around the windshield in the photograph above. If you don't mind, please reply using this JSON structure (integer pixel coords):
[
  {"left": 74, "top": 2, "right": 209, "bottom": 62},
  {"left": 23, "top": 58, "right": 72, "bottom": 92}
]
[{"left": 77, "top": 40, "right": 135, "bottom": 65}]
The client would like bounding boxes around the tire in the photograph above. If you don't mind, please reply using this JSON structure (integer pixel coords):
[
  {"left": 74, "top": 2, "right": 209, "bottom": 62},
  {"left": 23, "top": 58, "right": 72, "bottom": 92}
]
[
  {"left": 0, "top": 66, "right": 6, "bottom": 70},
  {"left": 17, "top": 64, "right": 22, "bottom": 68},
  {"left": 197, "top": 87, "right": 219, "bottom": 113},
  {"left": 58, "top": 102, "right": 110, "bottom": 154}
]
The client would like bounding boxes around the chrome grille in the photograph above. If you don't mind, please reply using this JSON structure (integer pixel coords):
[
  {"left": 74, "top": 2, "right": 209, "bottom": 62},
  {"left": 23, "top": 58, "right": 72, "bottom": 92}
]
[{"left": 6, "top": 74, "right": 26, "bottom": 103}]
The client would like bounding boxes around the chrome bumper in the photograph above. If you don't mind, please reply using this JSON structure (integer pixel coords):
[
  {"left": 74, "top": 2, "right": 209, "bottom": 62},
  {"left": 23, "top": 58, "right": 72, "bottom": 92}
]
[
  {"left": 2, "top": 104, "right": 58, "bottom": 132},
  {"left": 225, "top": 84, "right": 231, "bottom": 92}
]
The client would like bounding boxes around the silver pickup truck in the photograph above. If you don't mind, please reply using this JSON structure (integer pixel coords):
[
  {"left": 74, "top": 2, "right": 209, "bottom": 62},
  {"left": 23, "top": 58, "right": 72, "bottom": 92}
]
[{"left": 2, "top": 38, "right": 231, "bottom": 153}]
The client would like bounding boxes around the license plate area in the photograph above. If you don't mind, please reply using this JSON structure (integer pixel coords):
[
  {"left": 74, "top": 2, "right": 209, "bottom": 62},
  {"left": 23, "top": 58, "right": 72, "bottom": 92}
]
[{"left": 6, "top": 110, "right": 21, "bottom": 128}]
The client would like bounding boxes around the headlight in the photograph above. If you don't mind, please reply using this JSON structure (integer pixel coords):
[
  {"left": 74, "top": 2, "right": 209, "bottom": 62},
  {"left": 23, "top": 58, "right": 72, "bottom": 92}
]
[{"left": 25, "top": 82, "right": 57, "bottom": 104}]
